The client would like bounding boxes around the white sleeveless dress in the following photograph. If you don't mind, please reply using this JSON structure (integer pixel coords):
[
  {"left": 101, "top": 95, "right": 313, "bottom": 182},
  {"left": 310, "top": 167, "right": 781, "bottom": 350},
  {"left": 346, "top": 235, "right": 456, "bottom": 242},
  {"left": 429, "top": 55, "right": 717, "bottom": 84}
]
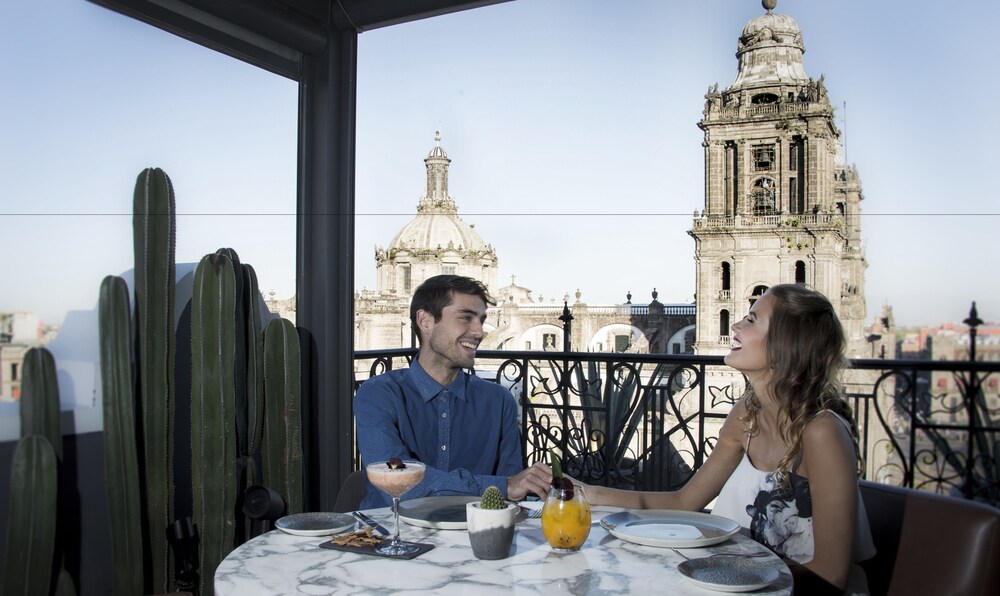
[{"left": 712, "top": 411, "right": 875, "bottom": 593}]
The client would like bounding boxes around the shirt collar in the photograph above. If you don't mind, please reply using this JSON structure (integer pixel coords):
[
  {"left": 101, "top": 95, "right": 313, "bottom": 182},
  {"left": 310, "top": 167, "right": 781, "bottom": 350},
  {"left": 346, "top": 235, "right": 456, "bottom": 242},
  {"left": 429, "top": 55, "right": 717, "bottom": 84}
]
[{"left": 409, "top": 358, "right": 469, "bottom": 403}]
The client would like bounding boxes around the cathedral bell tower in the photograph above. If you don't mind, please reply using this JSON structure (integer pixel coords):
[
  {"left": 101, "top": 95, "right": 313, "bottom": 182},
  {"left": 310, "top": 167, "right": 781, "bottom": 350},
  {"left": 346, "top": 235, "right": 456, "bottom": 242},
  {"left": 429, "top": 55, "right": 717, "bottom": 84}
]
[{"left": 689, "top": 0, "right": 868, "bottom": 357}]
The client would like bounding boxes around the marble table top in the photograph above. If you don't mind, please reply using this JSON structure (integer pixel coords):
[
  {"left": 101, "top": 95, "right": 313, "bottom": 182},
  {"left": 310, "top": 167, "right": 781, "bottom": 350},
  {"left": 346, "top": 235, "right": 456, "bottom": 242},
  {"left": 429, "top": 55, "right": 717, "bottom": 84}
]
[{"left": 215, "top": 505, "right": 792, "bottom": 595}]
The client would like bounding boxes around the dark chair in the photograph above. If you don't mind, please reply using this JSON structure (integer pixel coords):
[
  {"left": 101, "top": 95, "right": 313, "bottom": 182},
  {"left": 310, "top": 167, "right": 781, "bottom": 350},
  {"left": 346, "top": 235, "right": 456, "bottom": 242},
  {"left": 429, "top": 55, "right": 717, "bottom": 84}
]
[
  {"left": 333, "top": 469, "right": 369, "bottom": 513},
  {"left": 859, "top": 480, "right": 1000, "bottom": 596}
]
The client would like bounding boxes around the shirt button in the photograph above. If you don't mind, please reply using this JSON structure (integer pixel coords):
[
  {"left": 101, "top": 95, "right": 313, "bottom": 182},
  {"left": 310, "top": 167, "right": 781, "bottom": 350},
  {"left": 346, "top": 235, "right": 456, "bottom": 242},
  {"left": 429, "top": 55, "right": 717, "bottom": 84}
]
[
  {"left": 441, "top": 445, "right": 447, "bottom": 451},
  {"left": 442, "top": 412, "right": 448, "bottom": 418}
]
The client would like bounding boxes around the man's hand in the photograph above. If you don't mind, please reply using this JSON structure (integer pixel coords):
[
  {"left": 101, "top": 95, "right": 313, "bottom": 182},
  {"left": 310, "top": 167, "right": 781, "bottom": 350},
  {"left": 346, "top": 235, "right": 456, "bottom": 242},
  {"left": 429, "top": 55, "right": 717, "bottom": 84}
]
[{"left": 506, "top": 462, "right": 553, "bottom": 501}]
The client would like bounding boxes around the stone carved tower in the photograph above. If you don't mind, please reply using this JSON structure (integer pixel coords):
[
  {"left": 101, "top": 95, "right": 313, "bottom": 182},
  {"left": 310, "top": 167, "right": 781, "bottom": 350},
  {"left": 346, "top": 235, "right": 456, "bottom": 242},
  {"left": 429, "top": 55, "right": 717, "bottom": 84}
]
[
  {"left": 689, "top": 0, "right": 868, "bottom": 358},
  {"left": 374, "top": 131, "right": 499, "bottom": 297}
]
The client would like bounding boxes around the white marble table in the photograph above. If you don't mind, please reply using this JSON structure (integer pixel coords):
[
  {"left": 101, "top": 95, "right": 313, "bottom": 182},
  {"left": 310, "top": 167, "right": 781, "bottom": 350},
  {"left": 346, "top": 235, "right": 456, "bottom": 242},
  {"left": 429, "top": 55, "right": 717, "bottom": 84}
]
[{"left": 215, "top": 506, "right": 792, "bottom": 595}]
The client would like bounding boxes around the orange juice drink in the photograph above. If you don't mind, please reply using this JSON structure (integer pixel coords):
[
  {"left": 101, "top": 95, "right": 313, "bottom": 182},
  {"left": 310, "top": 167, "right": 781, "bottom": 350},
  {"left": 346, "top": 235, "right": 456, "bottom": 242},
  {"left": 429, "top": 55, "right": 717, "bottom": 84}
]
[{"left": 541, "top": 489, "right": 591, "bottom": 552}]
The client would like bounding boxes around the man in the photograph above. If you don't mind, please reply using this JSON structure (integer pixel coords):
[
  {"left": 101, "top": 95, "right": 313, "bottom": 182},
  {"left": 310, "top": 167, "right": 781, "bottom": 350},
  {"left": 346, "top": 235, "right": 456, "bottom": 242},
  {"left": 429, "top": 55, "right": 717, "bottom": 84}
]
[{"left": 354, "top": 275, "right": 552, "bottom": 509}]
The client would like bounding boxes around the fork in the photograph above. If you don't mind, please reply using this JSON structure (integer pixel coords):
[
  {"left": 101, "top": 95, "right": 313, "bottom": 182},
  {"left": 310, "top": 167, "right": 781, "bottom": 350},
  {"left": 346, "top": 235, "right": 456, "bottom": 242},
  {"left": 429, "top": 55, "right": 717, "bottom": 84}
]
[
  {"left": 672, "top": 548, "right": 770, "bottom": 560},
  {"left": 526, "top": 508, "right": 543, "bottom": 519}
]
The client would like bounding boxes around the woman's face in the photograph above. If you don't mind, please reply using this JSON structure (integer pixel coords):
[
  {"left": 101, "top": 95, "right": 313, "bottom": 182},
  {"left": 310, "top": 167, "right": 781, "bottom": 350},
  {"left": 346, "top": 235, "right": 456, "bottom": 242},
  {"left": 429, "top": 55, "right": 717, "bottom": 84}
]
[{"left": 725, "top": 291, "right": 775, "bottom": 379}]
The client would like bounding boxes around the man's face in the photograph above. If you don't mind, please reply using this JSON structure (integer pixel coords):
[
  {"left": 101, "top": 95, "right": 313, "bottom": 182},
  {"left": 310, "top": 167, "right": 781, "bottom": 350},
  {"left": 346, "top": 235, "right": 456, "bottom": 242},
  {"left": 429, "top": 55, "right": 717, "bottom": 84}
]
[{"left": 417, "top": 291, "right": 487, "bottom": 373}]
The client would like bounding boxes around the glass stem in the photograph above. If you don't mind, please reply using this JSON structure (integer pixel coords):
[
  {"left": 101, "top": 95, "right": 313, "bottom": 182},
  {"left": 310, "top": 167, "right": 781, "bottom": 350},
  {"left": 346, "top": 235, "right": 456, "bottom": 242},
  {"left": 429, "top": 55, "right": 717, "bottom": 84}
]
[{"left": 392, "top": 496, "right": 401, "bottom": 544}]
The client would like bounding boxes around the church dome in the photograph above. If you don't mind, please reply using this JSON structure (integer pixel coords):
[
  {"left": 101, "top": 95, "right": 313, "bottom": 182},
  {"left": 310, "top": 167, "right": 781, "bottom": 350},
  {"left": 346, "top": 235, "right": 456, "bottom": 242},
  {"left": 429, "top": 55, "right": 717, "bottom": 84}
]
[
  {"left": 730, "top": 0, "right": 808, "bottom": 89},
  {"left": 388, "top": 211, "right": 487, "bottom": 253}
]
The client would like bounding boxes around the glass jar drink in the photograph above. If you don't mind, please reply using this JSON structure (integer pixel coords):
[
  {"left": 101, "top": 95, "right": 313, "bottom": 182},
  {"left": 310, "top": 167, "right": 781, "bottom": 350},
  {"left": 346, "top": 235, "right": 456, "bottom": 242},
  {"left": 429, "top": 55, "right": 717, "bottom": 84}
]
[{"left": 541, "top": 484, "right": 591, "bottom": 552}]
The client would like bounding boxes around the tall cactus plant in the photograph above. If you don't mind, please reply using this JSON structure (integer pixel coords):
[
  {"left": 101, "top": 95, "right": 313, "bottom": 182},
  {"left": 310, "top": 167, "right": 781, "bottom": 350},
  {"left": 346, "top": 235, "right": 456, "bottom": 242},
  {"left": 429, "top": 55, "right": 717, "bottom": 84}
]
[
  {"left": 20, "top": 347, "right": 62, "bottom": 461},
  {"left": 191, "top": 253, "right": 238, "bottom": 596},
  {"left": 133, "top": 167, "right": 176, "bottom": 593},
  {"left": 2, "top": 348, "right": 64, "bottom": 594},
  {"left": 262, "top": 317, "right": 303, "bottom": 514},
  {"left": 1, "top": 435, "right": 58, "bottom": 596},
  {"left": 98, "top": 275, "right": 144, "bottom": 596}
]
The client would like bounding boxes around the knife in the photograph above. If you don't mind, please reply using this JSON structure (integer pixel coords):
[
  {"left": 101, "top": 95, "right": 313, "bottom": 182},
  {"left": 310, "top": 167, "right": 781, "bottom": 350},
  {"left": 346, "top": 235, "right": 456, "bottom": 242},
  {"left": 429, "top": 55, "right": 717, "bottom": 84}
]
[{"left": 352, "top": 511, "right": 389, "bottom": 536}]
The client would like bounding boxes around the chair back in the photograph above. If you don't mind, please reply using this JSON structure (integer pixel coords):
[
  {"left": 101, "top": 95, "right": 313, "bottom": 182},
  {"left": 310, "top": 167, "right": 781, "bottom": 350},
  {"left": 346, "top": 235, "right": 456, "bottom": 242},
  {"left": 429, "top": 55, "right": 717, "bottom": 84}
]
[
  {"left": 859, "top": 480, "right": 1000, "bottom": 596},
  {"left": 333, "top": 469, "right": 369, "bottom": 513}
]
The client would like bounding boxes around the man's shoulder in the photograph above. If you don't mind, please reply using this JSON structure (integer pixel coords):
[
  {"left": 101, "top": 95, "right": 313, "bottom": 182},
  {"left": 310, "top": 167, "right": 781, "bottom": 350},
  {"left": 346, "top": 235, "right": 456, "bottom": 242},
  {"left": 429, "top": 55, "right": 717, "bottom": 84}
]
[{"left": 356, "top": 368, "right": 409, "bottom": 396}]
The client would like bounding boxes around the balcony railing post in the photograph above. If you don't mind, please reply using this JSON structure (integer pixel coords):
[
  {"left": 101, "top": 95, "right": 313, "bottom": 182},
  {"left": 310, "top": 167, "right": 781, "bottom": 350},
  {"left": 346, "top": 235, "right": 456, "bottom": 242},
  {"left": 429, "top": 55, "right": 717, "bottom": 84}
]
[
  {"left": 963, "top": 302, "right": 983, "bottom": 500},
  {"left": 559, "top": 301, "right": 573, "bottom": 352}
]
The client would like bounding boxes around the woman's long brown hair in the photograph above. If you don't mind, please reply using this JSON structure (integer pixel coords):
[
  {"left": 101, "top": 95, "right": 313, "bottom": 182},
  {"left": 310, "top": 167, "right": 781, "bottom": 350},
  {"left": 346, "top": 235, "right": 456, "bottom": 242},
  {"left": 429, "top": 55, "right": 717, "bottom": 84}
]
[{"left": 741, "top": 284, "right": 861, "bottom": 490}]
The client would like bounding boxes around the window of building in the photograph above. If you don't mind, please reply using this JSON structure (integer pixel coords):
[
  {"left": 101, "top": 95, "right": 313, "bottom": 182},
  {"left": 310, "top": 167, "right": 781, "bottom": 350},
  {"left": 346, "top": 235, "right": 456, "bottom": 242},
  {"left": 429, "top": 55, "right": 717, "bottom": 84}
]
[
  {"left": 751, "top": 93, "right": 778, "bottom": 104},
  {"left": 751, "top": 178, "right": 776, "bottom": 215},
  {"left": 401, "top": 264, "right": 412, "bottom": 293},
  {"left": 614, "top": 334, "right": 631, "bottom": 352},
  {"left": 721, "top": 262, "right": 731, "bottom": 291},
  {"left": 720, "top": 310, "right": 730, "bottom": 337},
  {"left": 795, "top": 261, "right": 806, "bottom": 284},
  {"left": 442, "top": 264, "right": 455, "bottom": 275},
  {"left": 672, "top": 343, "right": 681, "bottom": 354},
  {"left": 789, "top": 139, "right": 800, "bottom": 171},
  {"left": 542, "top": 333, "right": 556, "bottom": 350},
  {"left": 525, "top": 340, "right": 532, "bottom": 350},
  {"left": 789, "top": 177, "right": 803, "bottom": 214},
  {"left": 749, "top": 285, "right": 768, "bottom": 306},
  {"left": 11, "top": 363, "right": 17, "bottom": 381},
  {"left": 753, "top": 145, "right": 775, "bottom": 171}
]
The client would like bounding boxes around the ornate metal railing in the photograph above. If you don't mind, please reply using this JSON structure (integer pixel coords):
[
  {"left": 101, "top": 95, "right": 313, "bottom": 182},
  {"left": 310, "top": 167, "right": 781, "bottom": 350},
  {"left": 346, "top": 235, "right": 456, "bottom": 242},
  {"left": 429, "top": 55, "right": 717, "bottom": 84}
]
[{"left": 354, "top": 338, "right": 999, "bottom": 507}]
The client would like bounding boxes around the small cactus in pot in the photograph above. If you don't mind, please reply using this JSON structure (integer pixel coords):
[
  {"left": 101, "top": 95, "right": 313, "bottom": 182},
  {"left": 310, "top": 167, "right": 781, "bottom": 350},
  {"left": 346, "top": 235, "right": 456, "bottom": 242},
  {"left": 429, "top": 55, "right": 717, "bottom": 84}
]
[
  {"left": 479, "top": 486, "right": 505, "bottom": 510},
  {"left": 466, "top": 486, "right": 518, "bottom": 560}
]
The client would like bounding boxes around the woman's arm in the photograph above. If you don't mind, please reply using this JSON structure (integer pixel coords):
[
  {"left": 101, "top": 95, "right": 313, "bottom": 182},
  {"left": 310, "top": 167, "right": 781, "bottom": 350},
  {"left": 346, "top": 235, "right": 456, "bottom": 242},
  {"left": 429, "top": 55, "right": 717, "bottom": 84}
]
[
  {"left": 584, "top": 402, "right": 749, "bottom": 511},
  {"left": 797, "top": 411, "right": 859, "bottom": 589}
]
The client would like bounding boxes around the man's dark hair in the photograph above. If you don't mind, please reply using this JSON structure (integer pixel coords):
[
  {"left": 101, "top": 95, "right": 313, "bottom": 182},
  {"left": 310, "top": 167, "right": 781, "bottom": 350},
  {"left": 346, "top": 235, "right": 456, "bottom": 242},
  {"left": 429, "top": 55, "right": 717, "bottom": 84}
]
[{"left": 410, "top": 275, "right": 496, "bottom": 342}]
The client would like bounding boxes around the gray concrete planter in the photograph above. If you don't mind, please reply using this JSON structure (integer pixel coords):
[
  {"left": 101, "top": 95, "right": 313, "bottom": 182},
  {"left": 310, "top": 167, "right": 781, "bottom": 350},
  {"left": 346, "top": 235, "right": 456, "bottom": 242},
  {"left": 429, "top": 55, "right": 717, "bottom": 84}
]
[{"left": 466, "top": 501, "right": 518, "bottom": 560}]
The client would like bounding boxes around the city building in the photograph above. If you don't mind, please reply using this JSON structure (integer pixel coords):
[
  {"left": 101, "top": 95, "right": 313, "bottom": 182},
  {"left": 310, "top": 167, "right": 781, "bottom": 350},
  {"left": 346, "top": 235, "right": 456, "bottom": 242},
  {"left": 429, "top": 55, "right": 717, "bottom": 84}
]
[
  {"left": 0, "top": 312, "right": 46, "bottom": 401},
  {"left": 689, "top": 2, "right": 868, "bottom": 360},
  {"left": 272, "top": 132, "right": 697, "bottom": 357}
]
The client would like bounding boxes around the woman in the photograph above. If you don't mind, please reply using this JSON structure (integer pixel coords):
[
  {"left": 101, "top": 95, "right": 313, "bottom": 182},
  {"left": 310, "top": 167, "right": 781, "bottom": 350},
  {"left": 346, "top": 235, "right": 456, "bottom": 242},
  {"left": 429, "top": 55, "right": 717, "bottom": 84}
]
[{"left": 584, "top": 284, "right": 874, "bottom": 593}]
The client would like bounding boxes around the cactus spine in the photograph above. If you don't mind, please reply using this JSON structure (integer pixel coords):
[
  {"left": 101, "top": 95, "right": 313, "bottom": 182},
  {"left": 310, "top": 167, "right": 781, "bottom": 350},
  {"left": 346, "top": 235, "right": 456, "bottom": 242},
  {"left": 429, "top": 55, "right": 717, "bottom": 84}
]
[
  {"left": 191, "top": 253, "right": 238, "bottom": 596},
  {"left": 98, "top": 275, "right": 144, "bottom": 596},
  {"left": 2, "top": 435, "right": 58, "bottom": 596},
  {"left": 133, "top": 167, "right": 176, "bottom": 593},
  {"left": 262, "top": 317, "right": 303, "bottom": 515}
]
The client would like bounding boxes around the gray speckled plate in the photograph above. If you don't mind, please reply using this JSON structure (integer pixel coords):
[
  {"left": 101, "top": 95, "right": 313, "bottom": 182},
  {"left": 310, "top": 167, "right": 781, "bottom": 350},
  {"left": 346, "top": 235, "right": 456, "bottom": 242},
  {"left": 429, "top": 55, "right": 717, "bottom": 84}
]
[
  {"left": 677, "top": 556, "right": 781, "bottom": 592},
  {"left": 275, "top": 512, "right": 355, "bottom": 537}
]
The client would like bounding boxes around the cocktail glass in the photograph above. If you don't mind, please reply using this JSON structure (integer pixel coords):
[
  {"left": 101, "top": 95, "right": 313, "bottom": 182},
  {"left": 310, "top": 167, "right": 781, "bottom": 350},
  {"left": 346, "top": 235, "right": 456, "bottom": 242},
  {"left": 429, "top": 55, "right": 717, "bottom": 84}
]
[
  {"left": 365, "top": 460, "right": 427, "bottom": 556},
  {"left": 540, "top": 485, "right": 591, "bottom": 552}
]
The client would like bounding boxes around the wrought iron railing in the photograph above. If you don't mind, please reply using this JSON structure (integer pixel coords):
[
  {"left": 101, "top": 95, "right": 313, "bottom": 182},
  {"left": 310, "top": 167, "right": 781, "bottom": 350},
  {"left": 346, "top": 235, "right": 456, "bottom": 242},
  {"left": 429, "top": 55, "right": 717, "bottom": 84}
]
[{"left": 354, "top": 339, "right": 999, "bottom": 507}]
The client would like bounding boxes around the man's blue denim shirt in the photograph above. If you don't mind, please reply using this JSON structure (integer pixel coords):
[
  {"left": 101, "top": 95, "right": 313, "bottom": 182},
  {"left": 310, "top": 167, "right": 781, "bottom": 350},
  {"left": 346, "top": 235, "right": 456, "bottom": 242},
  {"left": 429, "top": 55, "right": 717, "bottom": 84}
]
[{"left": 353, "top": 358, "right": 523, "bottom": 509}]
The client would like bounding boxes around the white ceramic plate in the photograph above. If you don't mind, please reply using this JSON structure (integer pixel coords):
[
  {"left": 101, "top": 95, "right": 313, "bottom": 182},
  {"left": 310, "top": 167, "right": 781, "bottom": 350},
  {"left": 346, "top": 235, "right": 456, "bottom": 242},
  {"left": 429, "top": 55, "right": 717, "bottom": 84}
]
[
  {"left": 600, "top": 510, "right": 739, "bottom": 548},
  {"left": 275, "top": 512, "right": 355, "bottom": 537},
  {"left": 677, "top": 556, "right": 781, "bottom": 592}
]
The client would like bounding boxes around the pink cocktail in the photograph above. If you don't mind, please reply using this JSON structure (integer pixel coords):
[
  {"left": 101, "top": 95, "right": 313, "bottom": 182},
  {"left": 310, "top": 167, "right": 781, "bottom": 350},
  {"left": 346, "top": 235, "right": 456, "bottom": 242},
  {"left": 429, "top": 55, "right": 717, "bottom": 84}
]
[{"left": 365, "top": 460, "right": 426, "bottom": 555}]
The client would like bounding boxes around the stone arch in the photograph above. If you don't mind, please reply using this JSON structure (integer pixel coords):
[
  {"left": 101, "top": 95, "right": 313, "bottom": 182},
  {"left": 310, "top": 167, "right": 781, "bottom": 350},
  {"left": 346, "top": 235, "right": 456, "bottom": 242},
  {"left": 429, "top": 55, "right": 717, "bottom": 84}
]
[
  {"left": 587, "top": 323, "right": 648, "bottom": 353},
  {"left": 667, "top": 324, "right": 696, "bottom": 355},
  {"left": 517, "top": 323, "right": 563, "bottom": 351}
]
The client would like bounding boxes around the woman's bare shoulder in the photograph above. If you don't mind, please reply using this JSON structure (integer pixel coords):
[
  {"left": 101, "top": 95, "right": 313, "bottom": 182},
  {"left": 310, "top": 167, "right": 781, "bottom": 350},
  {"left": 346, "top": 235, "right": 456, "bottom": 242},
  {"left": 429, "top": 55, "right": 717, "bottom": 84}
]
[{"left": 801, "top": 410, "right": 855, "bottom": 455}]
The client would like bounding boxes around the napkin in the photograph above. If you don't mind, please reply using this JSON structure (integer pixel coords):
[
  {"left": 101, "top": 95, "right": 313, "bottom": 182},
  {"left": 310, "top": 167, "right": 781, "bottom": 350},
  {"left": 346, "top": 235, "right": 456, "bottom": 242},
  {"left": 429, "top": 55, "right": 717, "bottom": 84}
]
[{"left": 319, "top": 539, "right": 435, "bottom": 560}]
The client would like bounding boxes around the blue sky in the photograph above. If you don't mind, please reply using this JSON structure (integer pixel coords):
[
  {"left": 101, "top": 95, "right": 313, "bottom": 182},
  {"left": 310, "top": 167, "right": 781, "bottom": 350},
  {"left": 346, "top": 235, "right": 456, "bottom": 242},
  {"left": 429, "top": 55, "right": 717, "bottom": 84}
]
[{"left": 2, "top": 0, "right": 998, "bottom": 329}]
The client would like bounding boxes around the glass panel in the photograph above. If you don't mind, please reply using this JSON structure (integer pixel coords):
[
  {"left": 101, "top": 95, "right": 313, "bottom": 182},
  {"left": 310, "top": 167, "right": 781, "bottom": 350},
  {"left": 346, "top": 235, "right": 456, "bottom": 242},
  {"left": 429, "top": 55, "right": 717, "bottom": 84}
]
[{"left": 1, "top": 2, "right": 296, "bottom": 436}]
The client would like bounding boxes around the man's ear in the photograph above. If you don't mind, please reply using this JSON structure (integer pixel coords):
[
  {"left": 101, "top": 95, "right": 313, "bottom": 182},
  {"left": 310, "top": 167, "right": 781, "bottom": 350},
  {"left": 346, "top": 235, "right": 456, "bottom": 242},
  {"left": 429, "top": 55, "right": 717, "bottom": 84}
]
[{"left": 415, "top": 309, "right": 434, "bottom": 335}]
